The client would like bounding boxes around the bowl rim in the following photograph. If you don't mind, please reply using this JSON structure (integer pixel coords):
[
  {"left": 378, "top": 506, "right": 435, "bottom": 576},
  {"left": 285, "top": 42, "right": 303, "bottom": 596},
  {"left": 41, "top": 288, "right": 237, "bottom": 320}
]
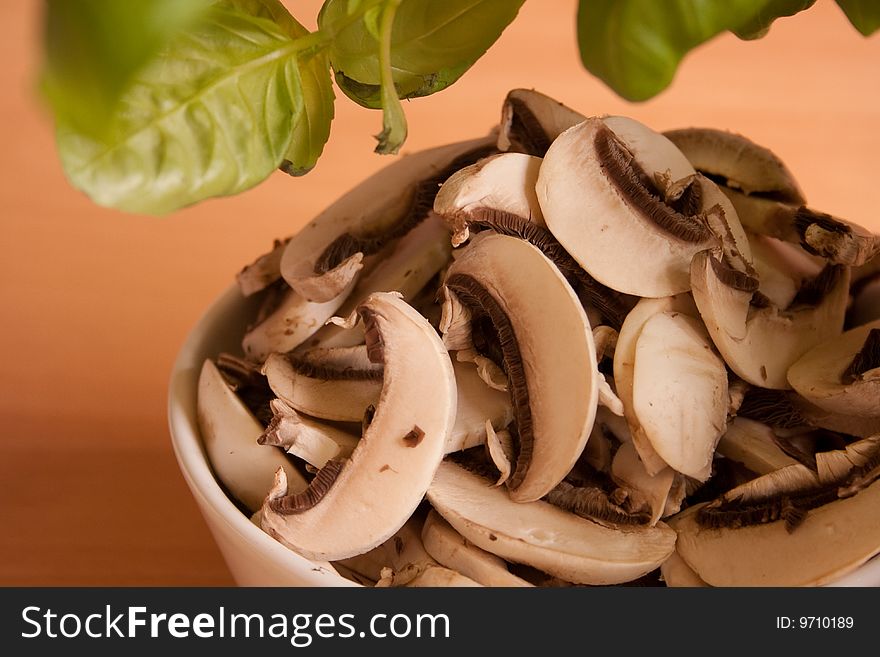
[
  {"left": 168, "top": 284, "right": 880, "bottom": 588},
  {"left": 167, "top": 283, "right": 354, "bottom": 586}
]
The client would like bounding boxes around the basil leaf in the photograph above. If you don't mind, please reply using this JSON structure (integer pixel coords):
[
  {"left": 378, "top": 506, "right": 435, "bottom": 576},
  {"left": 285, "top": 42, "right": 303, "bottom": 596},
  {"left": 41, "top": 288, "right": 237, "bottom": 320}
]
[
  {"left": 836, "top": 0, "right": 880, "bottom": 35},
  {"left": 56, "top": 1, "right": 306, "bottom": 215},
  {"left": 320, "top": 0, "right": 524, "bottom": 108},
  {"left": 577, "top": 0, "right": 813, "bottom": 101},
  {"left": 732, "top": 0, "right": 815, "bottom": 39},
  {"left": 229, "top": 0, "right": 335, "bottom": 175},
  {"left": 40, "top": 0, "right": 212, "bottom": 140}
]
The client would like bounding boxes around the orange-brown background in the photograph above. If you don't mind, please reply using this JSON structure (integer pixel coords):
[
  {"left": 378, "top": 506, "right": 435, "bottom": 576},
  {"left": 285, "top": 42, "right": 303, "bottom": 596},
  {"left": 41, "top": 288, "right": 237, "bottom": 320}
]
[{"left": 1, "top": 0, "right": 878, "bottom": 585}]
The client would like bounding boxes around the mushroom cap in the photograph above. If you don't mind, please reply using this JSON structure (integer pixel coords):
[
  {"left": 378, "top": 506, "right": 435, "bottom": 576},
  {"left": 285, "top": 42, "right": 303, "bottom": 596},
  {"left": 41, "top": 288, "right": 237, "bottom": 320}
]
[
  {"left": 537, "top": 116, "right": 717, "bottom": 297},
  {"left": 427, "top": 460, "right": 676, "bottom": 585},
  {"left": 443, "top": 232, "right": 598, "bottom": 502},
  {"left": 196, "top": 359, "right": 307, "bottom": 512},
  {"left": 260, "top": 292, "right": 457, "bottom": 561},
  {"left": 670, "top": 478, "right": 880, "bottom": 586},
  {"left": 787, "top": 319, "right": 880, "bottom": 418}
]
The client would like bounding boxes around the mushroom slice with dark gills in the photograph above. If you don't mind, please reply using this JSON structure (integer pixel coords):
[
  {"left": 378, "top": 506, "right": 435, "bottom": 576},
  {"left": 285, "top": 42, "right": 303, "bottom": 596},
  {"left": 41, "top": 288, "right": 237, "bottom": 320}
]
[
  {"left": 279, "top": 136, "right": 497, "bottom": 304},
  {"left": 537, "top": 116, "right": 744, "bottom": 298},
  {"left": 196, "top": 360, "right": 307, "bottom": 513},
  {"left": 441, "top": 232, "right": 599, "bottom": 502},
  {"left": 242, "top": 281, "right": 357, "bottom": 363},
  {"left": 670, "top": 438, "right": 880, "bottom": 586},
  {"left": 262, "top": 348, "right": 382, "bottom": 423},
  {"left": 299, "top": 213, "right": 454, "bottom": 351},
  {"left": 663, "top": 127, "right": 805, "bottom": 205},
  {"left": 691, "top": 246, "right": 850, "bottom": 389},
  {"left": 787, "top": 319, "right": 880, "bottom": 418},
  {"left": 426, "top": 458, "right": 676, "bottom": 585},
  {"left": 434, "top": 152, "right": 546, "bottom": 245},
  {"left": 434, "top": 152, "right": 631, "bottom": 329},
  {"left": 258, "top": 399, "right": 359, "bottom": 470},
  {"left": 666, "top": 127, "right": 879, "bottom": 267},
  {"left": 496, "top": 88, "right": 586, "bottom": 156},
  {"left": 260, "top": 292, "right": 456, "bottom": 562},
  {"left": 421, "top": 509, "right": 533, "bottom": 587}
]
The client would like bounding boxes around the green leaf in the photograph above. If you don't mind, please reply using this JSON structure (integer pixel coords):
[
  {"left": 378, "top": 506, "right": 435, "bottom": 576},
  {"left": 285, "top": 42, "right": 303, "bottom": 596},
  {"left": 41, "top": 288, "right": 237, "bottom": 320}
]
[
  {"left": 56, "top": 2, "right": 306, "bottom": 215},
  {"left": 577, "top": 0, "right": 814, "bottom": 102},
  {"left": 320, "top": 0, "right": 525, "bottom": 109},
  {"left": 732, "top": 0, "right": 815, "bottom": 39},
  {"left": 236, "top": 0, "right": 335, "bottom": 175},
  {"left": 40, "top": 0, "right": 212, "bottom": 140},
  {"left": 836, "top": 0, "right": 880, "bottom": 35},
  {"left": 374, "top": 0, "right": 408, "bottom": 154}
]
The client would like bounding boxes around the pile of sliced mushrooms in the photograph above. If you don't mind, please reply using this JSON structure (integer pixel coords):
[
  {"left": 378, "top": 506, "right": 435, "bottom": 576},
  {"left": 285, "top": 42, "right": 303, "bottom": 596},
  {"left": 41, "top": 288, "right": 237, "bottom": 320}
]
[{"left": 197, "top": 89, "right": 880, "bottom": 587}]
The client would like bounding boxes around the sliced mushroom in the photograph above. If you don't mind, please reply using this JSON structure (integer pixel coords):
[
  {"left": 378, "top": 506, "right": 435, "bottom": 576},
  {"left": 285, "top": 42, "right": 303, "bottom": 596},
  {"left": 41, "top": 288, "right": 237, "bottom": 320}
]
[
  {"left": 444, "top": 359, "right": 514, "bottom": 454},
  {"left": 262, "top": 351, "right": 382, "bottom": 422},
  {"left": 236, "top": 238, "right": 291, "bottom": 297},
  {"left": 258, "top": 399, "right": 359, "bottom": 469},
  {"left": 787, "top": 319, "right": 880, "bottom": 418},
  {"left": 484, "top": 422, "right": 514, "bottom": 487},
  {"left": 691, "top": 248, "right": 850, "bottom": 389},
  {"left": 816, "top": 436, "right": 880, "bottom": 485},
  {"left": 666, "top": 126, "right": 879, "bottom": 266},
  {"left": 539, "top": 117, "right": 738, "bottom": 297},
  {"left": 196, "top": 359, "right": 307, "bottom": 512},
  {"left": 660, "top": 551, "right": 710, "bottom": 588},
  {"left": 435, "top": 153, "right": 630, "bottom": 328},
  {"left": 242, "top": 283, "right": 356, "bottom": 363},
  {"left": 421, "top": 509, "right": 532, "bottom": 587},
  {"left": 427, "top": 459, "right": 676, "bottom": 585},
  {"left": 442, "top": 233, "right": 598, "bottom": 502},
  {"left": 435, "top": 152, "right": 545, "bottom": 246},
  {"left": 280, "top": 136, "right": 496, "bottom": 303},
  {"left": 716, "top": 417, "right": 800, "bottom": 475},
  {"left": 301, "top": 213, "right": 453, "bottom": 350},
  {"left": 730, "top": 196, "right": 879, "bottom": 267},
  {"left": 402, "top": 565, "right": 483, "bottom": 587},
  {"left": 751, "top": 232, "right": 822, "bottom": 302},
  {"left": 333, "top": 513, "right": 437, "bottom": 584},
  {"left": 497, "top": 88, "right": 586, "bottom": 156},
  {"left": 671, "top": 473, "right": 880, "bottom": 586},
  {"left": 632, "top": 311, "right": 728, "bottom": 481},
  {"left": 663, "top": 127, "right": 804, "bottom": 203},
  {"left": 260, "top": 292, "right": 456, "bottom": 561},
  {"left": 611, "top": 441, "right": 678, "bottom": 525},
  {"left": 613, "top": 294, "right": 699, "bottom": 475}
]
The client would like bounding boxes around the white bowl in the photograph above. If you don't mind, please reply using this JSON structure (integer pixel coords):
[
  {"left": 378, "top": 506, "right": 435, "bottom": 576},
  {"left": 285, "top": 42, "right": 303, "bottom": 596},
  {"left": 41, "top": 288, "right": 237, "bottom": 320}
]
[{"left": 168, "top": 284, "right": 880, "bottom": 587}]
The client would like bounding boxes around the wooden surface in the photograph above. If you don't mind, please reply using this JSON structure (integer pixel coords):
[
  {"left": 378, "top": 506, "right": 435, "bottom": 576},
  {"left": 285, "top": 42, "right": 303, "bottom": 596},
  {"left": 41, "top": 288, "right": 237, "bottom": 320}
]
[{"left": 1, "top": 0, "right": 878, "bottom": 585}]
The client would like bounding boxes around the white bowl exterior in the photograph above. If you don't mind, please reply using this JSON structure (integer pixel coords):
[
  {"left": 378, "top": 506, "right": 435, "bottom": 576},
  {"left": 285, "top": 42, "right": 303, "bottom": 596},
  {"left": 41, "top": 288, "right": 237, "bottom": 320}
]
[
  {"left": 168, "top": 285, "right": 879, "bottom": 587},
  {"left": 168, "top": 285, "right": 355, "bottom": 587}
]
